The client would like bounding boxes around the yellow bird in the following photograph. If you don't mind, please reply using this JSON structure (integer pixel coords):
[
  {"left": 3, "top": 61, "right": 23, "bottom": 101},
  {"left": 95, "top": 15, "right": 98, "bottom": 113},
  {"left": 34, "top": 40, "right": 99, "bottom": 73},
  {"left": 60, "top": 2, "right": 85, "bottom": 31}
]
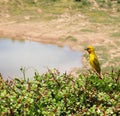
[{"left": 85, "top": 45, "right": 101, "bottom": 78}]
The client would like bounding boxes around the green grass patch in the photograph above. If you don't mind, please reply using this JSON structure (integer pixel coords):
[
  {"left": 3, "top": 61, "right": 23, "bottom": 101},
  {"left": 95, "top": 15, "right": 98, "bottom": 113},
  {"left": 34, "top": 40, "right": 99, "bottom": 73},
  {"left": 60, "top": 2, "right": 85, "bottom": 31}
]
[
  {"left": 113, "top": 56, "right": 120, "bottom": 62},
  {"left": 60, "top": 35, "right": 77, "bottom": 42},
  {"left": 66, "top": 35, "right": 77, "bottom": 42},
  {"left": 80, "top": 28, "right": 96, "bottom": 32},
  {"left": 0, "top": 0, "right": 120, "bottom": 23},
  {"left": 82, "top": 9, "right": 120, "bottom": 24},
  {"left": 85, "top": 10, "right": 110, "bottom": 23},
  {"left": 111, "top": 32, "right": 120, "bottom": 38},
  {"left": 96, "top": 0, "right": 112, "bottom": 8}
]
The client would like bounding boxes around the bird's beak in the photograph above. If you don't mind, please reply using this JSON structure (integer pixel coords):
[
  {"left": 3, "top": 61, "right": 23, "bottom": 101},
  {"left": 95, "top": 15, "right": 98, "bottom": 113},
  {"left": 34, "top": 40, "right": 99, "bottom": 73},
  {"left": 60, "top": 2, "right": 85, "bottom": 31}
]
[{"left": 84, "top": 48, "right": 88, "bottom": 51}]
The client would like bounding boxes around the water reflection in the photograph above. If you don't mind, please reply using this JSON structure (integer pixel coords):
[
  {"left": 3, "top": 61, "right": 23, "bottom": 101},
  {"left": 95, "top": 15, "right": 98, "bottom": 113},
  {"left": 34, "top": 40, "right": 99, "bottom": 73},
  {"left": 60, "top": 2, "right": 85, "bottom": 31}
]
[{"left": 0, "top": 38, "right": 83, "bottom": 79}]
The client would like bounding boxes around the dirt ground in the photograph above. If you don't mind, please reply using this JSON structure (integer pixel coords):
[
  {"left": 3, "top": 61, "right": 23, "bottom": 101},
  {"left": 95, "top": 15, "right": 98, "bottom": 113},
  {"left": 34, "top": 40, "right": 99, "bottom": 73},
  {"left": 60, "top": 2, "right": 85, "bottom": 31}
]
[{"left": 0, "top": 13, "right": 120, "bottom": 73}]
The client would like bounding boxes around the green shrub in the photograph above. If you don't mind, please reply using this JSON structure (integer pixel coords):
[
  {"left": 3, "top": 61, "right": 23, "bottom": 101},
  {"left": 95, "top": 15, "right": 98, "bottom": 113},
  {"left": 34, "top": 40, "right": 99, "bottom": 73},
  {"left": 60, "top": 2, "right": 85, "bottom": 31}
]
[
  {"left": 0, "top": 68, "right": 120, "bottom": 115},
  {"left": 117, "top": 0, "right": 120, "bottom": 3}
]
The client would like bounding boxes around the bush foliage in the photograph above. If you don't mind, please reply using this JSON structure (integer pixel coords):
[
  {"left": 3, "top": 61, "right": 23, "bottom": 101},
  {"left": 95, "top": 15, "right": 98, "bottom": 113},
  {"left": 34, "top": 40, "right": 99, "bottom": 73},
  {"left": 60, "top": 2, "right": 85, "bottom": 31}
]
[{"left": 0, "top": 69, "right": 120, "bottom": 115}]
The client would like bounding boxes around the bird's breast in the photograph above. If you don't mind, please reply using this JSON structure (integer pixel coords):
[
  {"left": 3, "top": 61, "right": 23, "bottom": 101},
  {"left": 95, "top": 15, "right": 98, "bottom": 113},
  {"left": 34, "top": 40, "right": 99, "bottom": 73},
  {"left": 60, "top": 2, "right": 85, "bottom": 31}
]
[{"left": 89, "top": 54, "right": 95, "bottom": 61}]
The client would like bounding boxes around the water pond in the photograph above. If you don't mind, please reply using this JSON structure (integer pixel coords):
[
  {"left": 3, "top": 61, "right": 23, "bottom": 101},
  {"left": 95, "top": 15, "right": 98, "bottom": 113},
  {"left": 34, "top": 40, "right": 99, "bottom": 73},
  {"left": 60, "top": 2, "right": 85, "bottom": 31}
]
[{"left": 0, "top": 38, "right": 83, "bottom": 79}]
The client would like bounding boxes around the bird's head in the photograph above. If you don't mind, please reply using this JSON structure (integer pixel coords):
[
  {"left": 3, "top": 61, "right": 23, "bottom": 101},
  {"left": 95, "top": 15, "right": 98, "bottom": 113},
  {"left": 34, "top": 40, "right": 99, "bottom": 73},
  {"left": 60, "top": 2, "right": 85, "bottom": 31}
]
[{"left": 85, "top": 45, "right": 95, "bottom": 54}]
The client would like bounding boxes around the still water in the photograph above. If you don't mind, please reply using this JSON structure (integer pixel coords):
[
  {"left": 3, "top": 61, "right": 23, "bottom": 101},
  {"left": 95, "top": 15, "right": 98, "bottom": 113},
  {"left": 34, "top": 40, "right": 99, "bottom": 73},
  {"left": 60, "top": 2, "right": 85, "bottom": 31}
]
[{"left": 0, "top": 38, "right": 83, "bottom": 79}]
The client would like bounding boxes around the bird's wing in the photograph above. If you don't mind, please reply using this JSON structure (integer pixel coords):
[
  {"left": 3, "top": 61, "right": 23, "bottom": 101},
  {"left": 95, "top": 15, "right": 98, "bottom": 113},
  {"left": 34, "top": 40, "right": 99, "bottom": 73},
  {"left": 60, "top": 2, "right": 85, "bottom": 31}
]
[{"left": 93, "top": 57, "right": 101, "bottom": 74}]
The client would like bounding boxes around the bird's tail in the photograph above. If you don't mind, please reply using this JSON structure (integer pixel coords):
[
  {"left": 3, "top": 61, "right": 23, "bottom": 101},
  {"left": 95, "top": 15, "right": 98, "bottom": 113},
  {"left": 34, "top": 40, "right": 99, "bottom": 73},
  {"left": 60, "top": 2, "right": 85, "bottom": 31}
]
[{"left": 97, "top": 72, "right": 102, "bottom": 79}]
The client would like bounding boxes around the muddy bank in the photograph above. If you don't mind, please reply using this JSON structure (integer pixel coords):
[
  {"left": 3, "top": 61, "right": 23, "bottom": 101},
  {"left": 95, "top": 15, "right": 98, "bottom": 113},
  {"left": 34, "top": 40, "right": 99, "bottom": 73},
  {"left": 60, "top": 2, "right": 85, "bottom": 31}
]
[{"left": 0, "top": 21, "right": 107, "bottom": 50}]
